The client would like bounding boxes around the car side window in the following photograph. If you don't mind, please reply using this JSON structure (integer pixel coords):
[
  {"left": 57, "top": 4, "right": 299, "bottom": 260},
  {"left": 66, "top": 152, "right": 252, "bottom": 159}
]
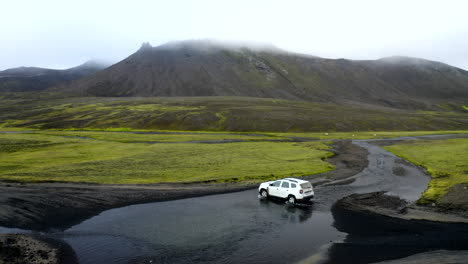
[
  {"left": 281, "top": 182, "right": 289, "bottom": 188},
  {"left": 271, "top": 181, "right": 281, "bottom": 187},
  {"left": 291, "top": 183, "right": 296, "bottom": 188}
]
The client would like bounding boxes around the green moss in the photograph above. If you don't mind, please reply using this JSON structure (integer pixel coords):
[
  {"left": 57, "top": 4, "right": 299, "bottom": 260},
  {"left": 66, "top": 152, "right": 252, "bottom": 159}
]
[
  {"left": 32, "top": 130, "right": 287, "bottom": 143},
  {"left": 0, "top": 138, "right": 60, "bottom": 153},
  {"left": 384, "top": 138, "right": 468, "bottom": 204},
  {"left": 0, "top": 132, "right": 334, "bottom": 184},
  {"left": 267, "top": 131, "right": 468, "bottom": 140},
  {"left": 215, "top": 112, "right": 227, "bottom": 129},
  {"left": 1, "top": 95, "right": 468, "bottom": 132}
]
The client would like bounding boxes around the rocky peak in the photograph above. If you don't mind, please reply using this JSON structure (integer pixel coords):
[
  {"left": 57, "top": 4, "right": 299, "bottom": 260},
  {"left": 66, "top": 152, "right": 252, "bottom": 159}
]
[{"left": 139, "top": 42, "right": 153, "bottom": 51}]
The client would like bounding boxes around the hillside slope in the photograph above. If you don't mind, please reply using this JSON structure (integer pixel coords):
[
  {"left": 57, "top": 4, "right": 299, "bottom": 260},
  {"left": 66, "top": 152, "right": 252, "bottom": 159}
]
[
  {"left": 0, "top": 60, "right": 109, "bottom": 92},
  {"left": 58, "top": 40, "right": 468, "bottom": 109},
  {"left": 1, "top": 95, "right": 467, "bottom": 131}
]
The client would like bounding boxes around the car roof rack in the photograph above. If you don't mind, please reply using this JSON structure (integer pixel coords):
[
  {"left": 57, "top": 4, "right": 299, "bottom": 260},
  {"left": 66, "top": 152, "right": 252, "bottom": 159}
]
[{"left": 284, "top": 178, "right": 298, "bottom": 183}]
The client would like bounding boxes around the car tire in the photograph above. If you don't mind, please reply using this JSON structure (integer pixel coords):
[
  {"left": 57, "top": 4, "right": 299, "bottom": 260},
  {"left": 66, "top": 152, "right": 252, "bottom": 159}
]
[
  {"left": 260, "top": 189, "right": 268, "bottom": 198},
  {"left": 288, "top": 195, "right": 296, "bottom": 204}
]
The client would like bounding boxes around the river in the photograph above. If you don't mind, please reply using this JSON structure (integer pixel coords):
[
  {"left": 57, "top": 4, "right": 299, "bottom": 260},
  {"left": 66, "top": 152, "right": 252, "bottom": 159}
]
[{"left": 1, "top": 136, "right": 467, "bottom": 263}]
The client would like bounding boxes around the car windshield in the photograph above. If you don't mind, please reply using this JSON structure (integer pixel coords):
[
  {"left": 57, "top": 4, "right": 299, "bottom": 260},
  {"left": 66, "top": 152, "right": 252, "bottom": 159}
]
[{"left": 300, "top": 182, "right": 312, "bottom": 189}]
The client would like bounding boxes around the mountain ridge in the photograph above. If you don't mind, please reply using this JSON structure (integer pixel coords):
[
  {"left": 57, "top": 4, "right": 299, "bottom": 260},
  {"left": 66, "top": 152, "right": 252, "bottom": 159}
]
[
  {"left": 54, "top": 40, "right": 468, "bottom": 110},
  {"left": 0, "top": 60, "right": 110, "bottom": 92}
]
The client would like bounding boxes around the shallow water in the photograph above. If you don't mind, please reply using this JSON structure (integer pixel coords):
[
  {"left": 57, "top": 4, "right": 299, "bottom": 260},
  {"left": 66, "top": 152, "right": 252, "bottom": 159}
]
[
  {"left": 42, "top": 139, "right": 433, "bottom": 263},
  {"left": 0, "top": 137, "right": 466, "bottom": 263},
  {"left": 52, "top": 190, "right": 342, "bottom": 264},
  {"left": 0, "top": 131, "right": 32, "bottom": 133}
]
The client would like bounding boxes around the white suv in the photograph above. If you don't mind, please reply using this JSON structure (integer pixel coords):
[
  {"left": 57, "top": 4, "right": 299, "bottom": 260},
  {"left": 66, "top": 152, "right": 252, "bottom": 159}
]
[{"left": 258, "top": 178, "right": 314, "bottom": 204}]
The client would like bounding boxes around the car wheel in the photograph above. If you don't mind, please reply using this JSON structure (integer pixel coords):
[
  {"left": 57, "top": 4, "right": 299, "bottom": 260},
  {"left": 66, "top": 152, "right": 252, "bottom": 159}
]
[
  {"left": 260, "top": 189, "right": 268, "bottom": 198},
  {"left": 288, "top": 195, "right": 296, "bottom": 204}
]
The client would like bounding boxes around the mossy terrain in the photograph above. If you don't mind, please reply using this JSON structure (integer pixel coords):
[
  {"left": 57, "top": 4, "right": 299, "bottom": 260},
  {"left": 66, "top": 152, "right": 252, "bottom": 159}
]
[
  {"left": 0, "top": 132, "right": 334, "bottom": 184},
  {"left": 32, "top": 130, "right": 285, "bottom": 143},
  {"left": 384, "top": 138, "right": 468, "bottom": 204},
  {"left": 267, "top": 131, "right": 468, "bottom": 140},
  {"left": 33, "top": 130, "right": 468, "bottom": 143},
  {"left": 2, "top": 128, "right": 466, "bottom": 141},
  {"left": 1, "top": 93, "right": 467, "bottom": 132}
]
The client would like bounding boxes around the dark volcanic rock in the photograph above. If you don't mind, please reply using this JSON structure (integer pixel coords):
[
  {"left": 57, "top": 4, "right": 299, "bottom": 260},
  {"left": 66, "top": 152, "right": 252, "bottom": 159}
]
[
  {"left": 438, "top": 183, "right": 468, "bottom": 212},
  {"left": 0, "top": 234, "right": 78, "bottom": 264}
]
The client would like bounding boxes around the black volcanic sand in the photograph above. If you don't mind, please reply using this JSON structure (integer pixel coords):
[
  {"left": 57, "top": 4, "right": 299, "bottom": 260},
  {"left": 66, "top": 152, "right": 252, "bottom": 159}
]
[
  {"left": 0, "top": 234, "right": 78, "bottom": 264},
  {"left": 305, "top": 139, "right": 369, "bottom": 185},
  {"left": 329, "top": 192, "right": 468, "bottom": 264},
  {"left": 0, "top": 140, "right": 367, "bottom": 232},
  {"left": 0, "top": 182, "right": 256, "bottom": 232},
  {"left": 373, "top": 250, "right": 468, "bottom": 264}
]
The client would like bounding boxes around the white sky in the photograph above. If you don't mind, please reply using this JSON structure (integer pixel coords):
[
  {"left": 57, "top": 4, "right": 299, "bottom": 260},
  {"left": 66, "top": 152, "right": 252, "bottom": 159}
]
[{"left": 1, "top": 0, "right": 468, "bottom": 70}]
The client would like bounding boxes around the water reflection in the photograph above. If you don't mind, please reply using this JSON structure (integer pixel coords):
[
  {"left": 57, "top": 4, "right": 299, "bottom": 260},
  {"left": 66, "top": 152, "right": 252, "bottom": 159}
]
[
  {"left": 258, "top": 198, "right": 314, "bottom": 223},
  {"left": 53, "top": 190, "right": 341, "bottom": 264}
]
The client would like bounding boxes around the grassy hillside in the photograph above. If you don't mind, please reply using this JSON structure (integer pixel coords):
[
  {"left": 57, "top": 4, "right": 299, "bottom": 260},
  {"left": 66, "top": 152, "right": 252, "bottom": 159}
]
[
  {"left": 1, "top": 94, "right": 467, "bottom": 132},
  {"left": 0, "top": 132, "right": 334, "bottom": 184},
  {"left": 384, "top": 138, "right": 468, "bottom": 205}
]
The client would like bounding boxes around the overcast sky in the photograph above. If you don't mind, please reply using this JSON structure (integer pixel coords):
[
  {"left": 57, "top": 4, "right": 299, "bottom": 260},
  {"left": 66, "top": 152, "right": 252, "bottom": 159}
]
[{"left": 1, "top": 0, "right": 468, "bottom": 70}]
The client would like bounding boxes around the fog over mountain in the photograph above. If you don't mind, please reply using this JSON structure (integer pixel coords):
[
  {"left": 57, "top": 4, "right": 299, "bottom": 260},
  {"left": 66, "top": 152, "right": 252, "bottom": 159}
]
[
  {"left": 1, "top": 0, "right": 467, "bottom": 70},
  {"left": 54, "top": 40, "right": 468, "bottom": 110}
]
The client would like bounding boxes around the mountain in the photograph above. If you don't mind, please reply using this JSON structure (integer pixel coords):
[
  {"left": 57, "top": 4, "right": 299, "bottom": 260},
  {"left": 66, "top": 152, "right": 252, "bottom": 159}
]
[
  {"left": 0, "top": 60, "right": 110, "bottom": 92},
  {"left": 58, "top": 40, "right": 468, "bottom": 109}
]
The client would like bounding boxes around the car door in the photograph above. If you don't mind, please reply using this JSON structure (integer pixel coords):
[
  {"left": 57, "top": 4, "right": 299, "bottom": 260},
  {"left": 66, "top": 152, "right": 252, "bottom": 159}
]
[
  {"left": 279, "top": 181, "right": 290, "bottom": 198},
  {"left": 268, "top": 181, "right": 282, "bottom": 197}
]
